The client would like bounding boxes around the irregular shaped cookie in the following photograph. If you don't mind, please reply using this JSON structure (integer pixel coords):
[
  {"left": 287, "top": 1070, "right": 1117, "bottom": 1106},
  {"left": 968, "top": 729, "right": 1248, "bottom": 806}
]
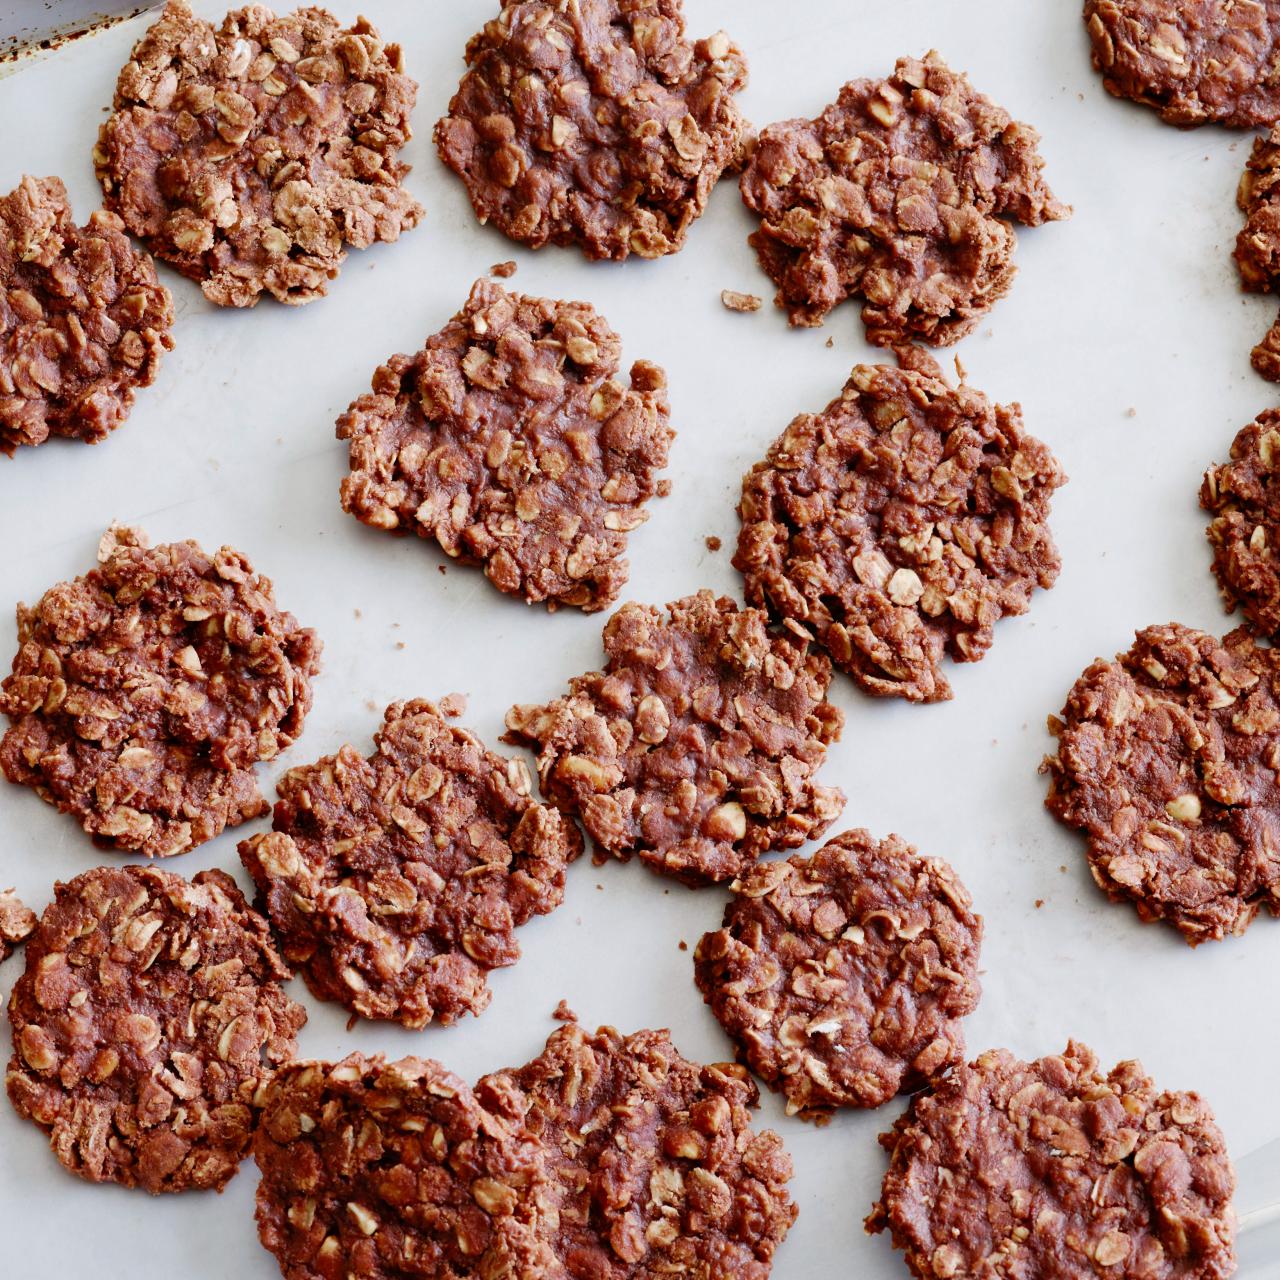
[
  {"left": 1234, "top": 128, "right": 1280, "bottom": 381},
  {"left": 694, "top": 829, "right": 982, "bottom": 1122},
  {"left": 254, "top": 1054, "right": 556, "bottom": 1279},
  {"left": 435, "top": 0, "right": 748, "bottom": 260},
  {"left": 338, "top": 279, "right": 673, "bottom": 612},
  {"left": 1, "top": 175, "right": 173, "bottom": 455},
  {"left": 1042, "top": 624, "right": 1280, "bottom": 944},
  {"left": 868, "top": 1041, "right": 1237, "bottom": 1280},
  {"left": 503, "top": 590, "right": 845, "bottom": 885},
  {"left": 239, "top": 697, "right": 582, "bottom": 1028},
  {"left": 6, "top": 864, "right": 305, "bottom": 1193},
  {"left": 735, "top": 358, "right": 1065, "bottom": 703},
  {"left": 1085, "top": 0, "right": 1280, "bottom": 128},
  {"left": 95, "top": 0, "right": 422, "bottom": 308},
  {"left": 481, "top": 1020, "right": 797, "bottom": 1277},
  {"left": 0, "top": 887, "right": 36, "bottom": 963},
  {"left": 739, "top": 52, "right": 1068, "bottom": 344},
  {"left": 0, "top": 525, "right": 321, "bottom": 858}
]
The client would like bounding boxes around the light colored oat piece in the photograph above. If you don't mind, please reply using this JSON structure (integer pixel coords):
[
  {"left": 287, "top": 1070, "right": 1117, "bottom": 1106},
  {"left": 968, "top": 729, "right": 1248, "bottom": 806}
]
[
  {"left": 0, "top": 888, "right": 36, "bottom": 963},
  {"left": 720, "top": 289, "right": 762, "bottom": 313},
  {"left": 95, "top": 0, "right": 423, "bottom": 307}
]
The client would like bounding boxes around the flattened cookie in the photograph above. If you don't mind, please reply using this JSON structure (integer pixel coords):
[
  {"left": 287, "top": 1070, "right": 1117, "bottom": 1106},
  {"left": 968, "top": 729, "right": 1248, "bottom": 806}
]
[
  {"left": 6, "top": 864, "right": 305, "bottom": 1193},
  {"left": 254, "top": 1054, "right": 556, "bottom": 1279},
  {"left": 735, "top": 358, "right": 1065, "bottom": 703},
  {"left": 504, "top": 590, "right": 845, "bottom": 885},
  {"left": 1043, "top": 624, "right": 1280, "bottom": 943},
  {"left": 95, "top": 0, "right": 423, "bottom": 307},
  {"left": 435, "top": 0, "right": 749, "bottom": 261},
  {"left": 1, "top": 175, "right": 173, "bottom": 455},
  {"left": 739, "top": 52, "right": 1068, "bottom": 344},
  {"left": 868, "top": 1042, "right": 1237, "bottom": 1280},
  {"left": 481, "top": 1020, "right": 798, "bottom": 1277},
  {"left": 239, "top": 697, "right": 582, "bottom": 1028},
  {"left": 0, "top": 888, "right": 36, "bottom": 963},
  {"left": 1085, "top": 0, "right": 1280, "bottom": 128},
  {"left": 0, "top": 526, "right": 321, "bottom": 858},
  {"left": 1234, "top": 129, "right": 1280, "bottom": 381},
  {"left": 338, "top": 279, "right": 673, "bottom": 612},
  {"left": 694, "top": 829, "right": 982, "bottom": 1122}
]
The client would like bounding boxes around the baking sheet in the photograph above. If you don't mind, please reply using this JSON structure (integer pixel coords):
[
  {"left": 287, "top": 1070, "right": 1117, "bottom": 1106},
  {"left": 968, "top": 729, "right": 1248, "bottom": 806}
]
[{"left": 2, "top": 1, "right": 1279, "bottom": 1275}]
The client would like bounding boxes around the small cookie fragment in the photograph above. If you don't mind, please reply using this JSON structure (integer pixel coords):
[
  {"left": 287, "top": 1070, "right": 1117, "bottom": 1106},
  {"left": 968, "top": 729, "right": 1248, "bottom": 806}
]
[
  {"left": 720, "top": 289, "right": 762, "bottom": 313},
  {"left": 739, "top": 52, "right": 1068, "bottom": 345},
  {"left": 482, "top": 1021, "right": 798, "bottom": 1276},
  {"left": 239, "top": 697, "right": 582, "bottom": 1028},
  {"left": 0, "top": 888, "right": 36, "bottom": 962},
  {"left": 694, "top": 829, "right": 982, "bottom": 1122},
  {"left": 1, "top": 175, "right": 173, "bottom": 455},
  {"left": 1085, "top": 0, "right": 1280, "bottom": 128},
  {"left": 435, "top": 0, "right": 749, "bottom": 260},
  {"left": 1043, "top": 624, "right": 1280, "bottom": 944},
  {"left": 504, "top": 590, "right": 845, "bottom": 885},
  {"left": 868, "top": 1042, "right": 1237, "bottom": 1280},
  {"left": 1234, "top": 129, "right": 1280, "bottom": 381},
  {"left": 6, "top": 864, "right": 305, "bottom": 1193},
  {"left": 0, "top": 526, "right": 321, "bottom": 858},
  {"left": 338, "top": 279, "right": 674, "bottom": 612},
  {"left": 735, "top": 358, "right": 1065, "bottom": 703},
  {"left": 254, "top": 1054, "right": 556, "bottom": 1279},
  {"left": 95, "top": 0, "right": 423, "bottom": 307}
]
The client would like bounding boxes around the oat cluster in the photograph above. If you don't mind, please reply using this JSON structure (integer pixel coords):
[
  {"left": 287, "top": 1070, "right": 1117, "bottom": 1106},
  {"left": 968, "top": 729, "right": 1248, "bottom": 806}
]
[{"left": 0, "top": 887, "right": 36, "bottom": 963}]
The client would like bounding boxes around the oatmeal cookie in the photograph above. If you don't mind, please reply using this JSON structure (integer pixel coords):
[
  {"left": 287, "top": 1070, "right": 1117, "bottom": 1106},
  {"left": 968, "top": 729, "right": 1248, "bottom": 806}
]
[
  {"left": 0, "top": 175, "right": 173, "bottom": 455},
  {"left": 739, "top": 52, "right": 1068, "bottom": 345},
  {"left": 253, "top": 1053, "right": 557, "bottom": 1279},
  {"left": 0, "top": 888, "right": 36, "bottom": 963},
  {"left": 0, "top": 525, "right": 321, "bottom": 858},
  {"left": 337, "top": 279, "right": 673, "bottom": 612},
  {"left": 6, "top": 864, "right": 305, "bottom": 1193},
  {"left": 95, "top": 0, "right": 422, "bottom": 308},
  {"left": 694, "top": 829, "right": 982, "bottom": 1122},
  {"left": 868, "top": 1041, "right": 1237, "bottom": 1280},
  {"left": 481, "top": 1020, "right": 797, "bottom": 1278},
  {"left": 503, "top": 590, "right": 845, "bottom": 885},
  {"left": 735, "top": 358, "right": 1065, "bottom": 703},
  {"left": 1043, "top": 623, "right": 1280, "bottom": 943},
  {"left": 239, "top": 697, "right": 582, "bottom": 1029},
  {"left": 1233, "top": 127, "right": 1280, "bottom": 381},
  {"left": 435, "top": 0, "right": 749, "bottom": 261}
]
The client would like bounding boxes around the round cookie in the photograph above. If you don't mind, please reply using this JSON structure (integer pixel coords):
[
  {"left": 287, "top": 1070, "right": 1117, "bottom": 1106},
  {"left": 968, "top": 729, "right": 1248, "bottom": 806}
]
[
  {"left": 503, "top": 590, "right": 845, "bottom": 885},
  {"left": 739, "top": 52, "right": 1068, "bottom": 345},
  {"left": 1042, "top": 623, "right": 1280, "bottom": 944},
  {"left": 694, "top": 829, "right": 982, "bottom": 1122},
  {"left": 435, "top": 0, "right": 749, "bottom": 261},
  {"left": 0, "top": 526, "right": 320, "bottom": 858},
  {"left": 253, "top": 1053, "right": 556, "bottom": 1280},
  {"left": 95, "top": 0, "right": 423, "bottom": 308},
  {"left": 239, "top": 697, "right": 582, "bottom": 1029},
  {"left": 868, "top": 1041, "right": 1237, "bottom": 1280},
  {"left": 337, "top": 278, "right": 674, "bottom": 612},
  {"left": 735, "top": 358, "right": 1065, "bottom": 703},
  {"left": 0, "top": 887, "right": 36, "bottom": 963},
  {"left": 6, "top": 864, "right": 305, "bottom": 1193},
  {"left": 1, "top": 175, "right": 174, "bottom": 455},
  {"left": 1234, "top": 130, "right": 1280, "bottom": 382}
]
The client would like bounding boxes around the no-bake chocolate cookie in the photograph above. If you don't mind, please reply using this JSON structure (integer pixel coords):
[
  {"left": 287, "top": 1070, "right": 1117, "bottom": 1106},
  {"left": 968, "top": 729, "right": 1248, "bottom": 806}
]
[
  {"left": 694, "top": 829, "right": 982, "bottom": 1122},
  {"left": 504, "top": 590, "right": 845, "bottom": 885},
  {"left": 338, "top": 279, "right": 673, "bottom": 612},
  {"left": 95, "top": 0, "right": 422, "bottom": 307},
  {"left": 6, "top": 864, "right": 305, "bottom": 1193},
  {"left": 1234, "top": 127, "right": 1280, "bottom": 381},
  {"left": 0, "top": 888, "right": 36, "bottom": 963}
]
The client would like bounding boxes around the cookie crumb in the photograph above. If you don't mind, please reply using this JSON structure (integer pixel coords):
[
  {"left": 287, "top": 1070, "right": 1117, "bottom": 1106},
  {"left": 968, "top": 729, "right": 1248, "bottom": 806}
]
[
  {"left": 552, "top": 999, "right": 577, "bottom": 1023},
  {"left": 678, "top": 939, "right": 688, "bottom": 951},
  {"left": 490, "top": 260, "right": 517, "bottom": 278},
  {"left": 721, "top": 289, "right": 762, "bottom": 313},
  {"left": 0, "top": 888, "right": 36, "bottom": 963},
  {"left": 1034, "top": 898, "right": 1044, "bottom": 909},
  {"left": 705, "top": 535, "right": 722, "bottom": 552}
]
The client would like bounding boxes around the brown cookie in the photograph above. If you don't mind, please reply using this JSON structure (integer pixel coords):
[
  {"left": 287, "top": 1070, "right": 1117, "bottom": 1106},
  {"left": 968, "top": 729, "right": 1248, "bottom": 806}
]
[
  {"left": 868, "top": 1042, "right": 1237, "bottom": 1280},
  {"left": 1085, "top": 0, "right": 1280, "bottom": 128},
  {"left": 239, "top": 697, "right": 582, "bottom": 1029},
  {"left": 337, "top": 279, "right": 674, "bottom": 613},
  {"left": 6, "top": 864, "right": 305, "bottom": 1193},
  {"left": 1234, "top": 128, "right": 1280, "bottom": 381},
  {"left": 694, "top": 829, "right": 982, "bottom": 1123},
  {"left": 0, "top": 888, "right": 36, "bottom": 963},
  {"left": 94, "top": 0, "right": 422, "bottom": 308},
  {"left": 735, "top": 358, "right": 1065, "bottom": 703},
  {"left": 481, "top": 1020, "right": 798, "bottom": 1278},
  {"left": 434, "top": 0, "right": 749, "bottom": 261},
  {"left": 739, "top": 52, "right": 1068, "bottom": 345},
  {"left": 253, "top": 1054, "right": 557, "bottom": 1279},
  {"left": 1043, "top": 623, "right": 1280, "bottom": 944},
  {"left": 1, "top": 175, "right": 174, "bottom": 455},
  {"left": 503, "top": 590, "right": 845, "bottom": 886},
  {"left": 0, "top": 525, "right": 321, "bottom": 858}
]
